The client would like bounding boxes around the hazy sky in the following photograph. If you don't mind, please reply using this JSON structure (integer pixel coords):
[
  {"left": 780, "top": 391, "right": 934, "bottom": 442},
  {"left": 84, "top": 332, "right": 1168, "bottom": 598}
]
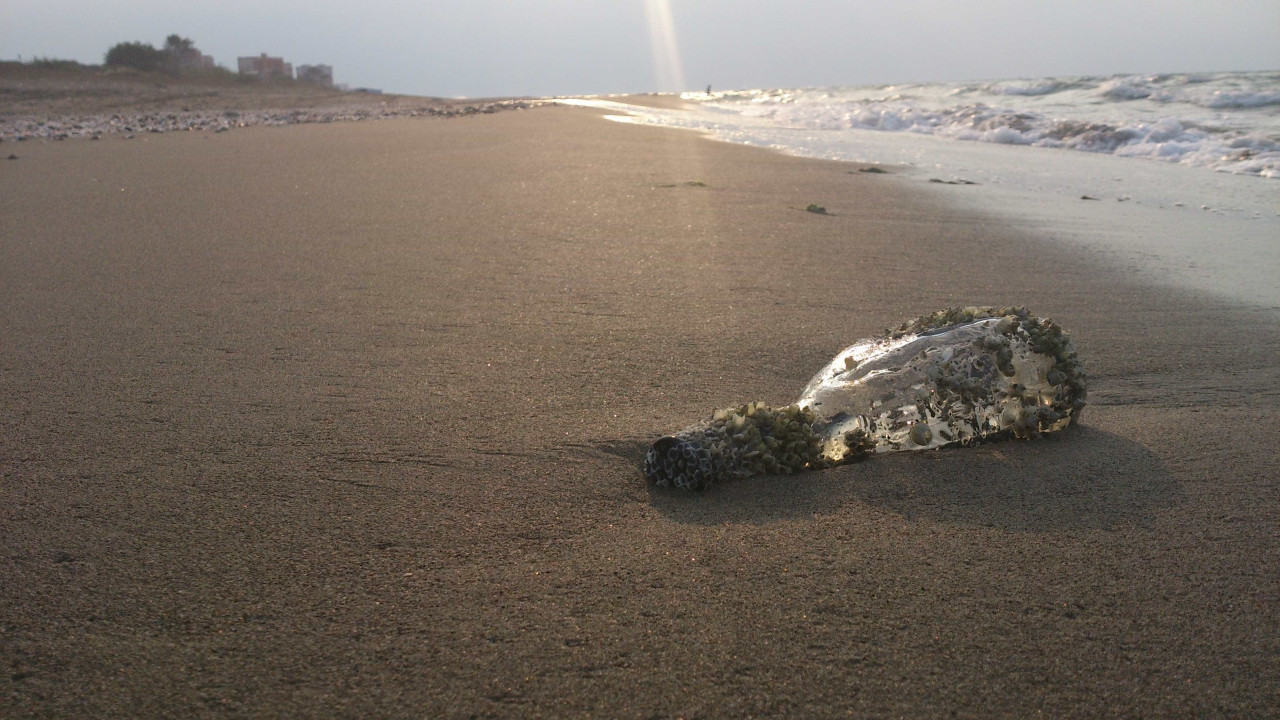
[{"left": 4, "top": 1, "right": 1277, "bottom": 97}]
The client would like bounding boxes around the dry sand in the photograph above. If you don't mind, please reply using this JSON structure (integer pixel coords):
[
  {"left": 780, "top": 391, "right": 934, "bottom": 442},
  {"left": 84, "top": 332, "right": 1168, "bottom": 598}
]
[{"left": 2, "top": 105, "right": 1277, "bottom": 718}]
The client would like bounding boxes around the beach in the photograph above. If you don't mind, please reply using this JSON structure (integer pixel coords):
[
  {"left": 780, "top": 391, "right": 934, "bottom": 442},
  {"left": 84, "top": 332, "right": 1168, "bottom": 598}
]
[
  {"left": 2, "top": 102, "right": 1278, "bottom": 717},
  {"left": 0, "top": 62, "right": 535, "bottom": 141}
]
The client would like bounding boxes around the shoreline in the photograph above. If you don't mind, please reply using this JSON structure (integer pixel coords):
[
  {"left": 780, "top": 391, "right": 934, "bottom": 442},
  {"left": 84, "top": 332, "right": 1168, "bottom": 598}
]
[
  {"left": 567, "top": 94, "right": 1280, "bottom": 311},
  {"left": 3, "top": 105, "right": 1277, "bottom": 717}
]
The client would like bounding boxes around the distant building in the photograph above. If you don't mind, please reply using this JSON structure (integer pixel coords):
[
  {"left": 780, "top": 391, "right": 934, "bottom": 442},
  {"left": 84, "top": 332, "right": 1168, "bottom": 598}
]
[
  {"left": 184, "top": 53, "right": 217, "bottom": 71},
  {"left": 166, "top": 41, "right": 216, "bottom": 72},
  {"left": 237, "top": 53, "right": 292, "bottom": 79},
  {"left": 169, "top": 43, "right": 216, "bottom": 72},
  {"left": 296, "top": 64, "right": 333, "bottom": 87}
]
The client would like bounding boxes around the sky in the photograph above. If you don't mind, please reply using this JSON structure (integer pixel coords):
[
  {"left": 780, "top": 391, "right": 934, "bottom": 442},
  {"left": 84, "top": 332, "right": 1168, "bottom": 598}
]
[{"left": 3, "top": 0, "right": 1278, "bottom": 98}]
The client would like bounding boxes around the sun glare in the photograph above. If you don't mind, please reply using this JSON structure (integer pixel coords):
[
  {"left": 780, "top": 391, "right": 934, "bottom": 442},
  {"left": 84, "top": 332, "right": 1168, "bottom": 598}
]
[{"left": 643, "top": 0, "right": 686, "bottom": 92}]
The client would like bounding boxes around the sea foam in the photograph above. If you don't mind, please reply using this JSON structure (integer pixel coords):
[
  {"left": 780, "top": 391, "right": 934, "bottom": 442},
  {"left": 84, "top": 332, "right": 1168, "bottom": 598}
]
[{"left": 685, "top": 72, "right": 1280, "bottom": 178}]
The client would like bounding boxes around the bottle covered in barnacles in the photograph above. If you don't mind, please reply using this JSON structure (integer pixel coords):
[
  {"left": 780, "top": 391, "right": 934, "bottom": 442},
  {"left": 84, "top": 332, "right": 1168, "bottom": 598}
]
[{"left": 644, "top": 307, "right": 1087, "bottom": 491}]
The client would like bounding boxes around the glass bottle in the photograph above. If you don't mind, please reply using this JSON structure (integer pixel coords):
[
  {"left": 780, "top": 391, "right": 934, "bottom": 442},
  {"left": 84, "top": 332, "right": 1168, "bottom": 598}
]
[{"left": 644, "top": 307, "right": 1087, "bottom": 491}]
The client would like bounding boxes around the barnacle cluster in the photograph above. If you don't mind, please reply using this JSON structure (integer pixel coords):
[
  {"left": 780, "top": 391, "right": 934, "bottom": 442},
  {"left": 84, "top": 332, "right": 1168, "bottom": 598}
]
[
  {"left": 643, "top": 402, "right": 824, "bottom": 491},
  {"left": 888, "top": 305, "right": 1021, "bottom": 339},
  {"left": 803, "top": 306, "right": 1087, "bottom": 459},
  {"left": 645, "top": 307, "right": 1087, "bottom": 491}
]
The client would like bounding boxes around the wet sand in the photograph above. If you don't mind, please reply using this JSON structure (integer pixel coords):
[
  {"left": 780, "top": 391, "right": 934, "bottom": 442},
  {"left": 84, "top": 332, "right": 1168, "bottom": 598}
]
[{"left": 2, "top": 106, "right": 1277, "bottom": 717}]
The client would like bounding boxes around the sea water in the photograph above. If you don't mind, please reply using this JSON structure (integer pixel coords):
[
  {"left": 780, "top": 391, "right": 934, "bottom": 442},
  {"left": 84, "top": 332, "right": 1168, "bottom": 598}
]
[
  {"left": 687, "top": 72, "right": 1280, "bottom": 179},
  {"left": 557, "top": 71, "right": 1280, "bottom": 308}
]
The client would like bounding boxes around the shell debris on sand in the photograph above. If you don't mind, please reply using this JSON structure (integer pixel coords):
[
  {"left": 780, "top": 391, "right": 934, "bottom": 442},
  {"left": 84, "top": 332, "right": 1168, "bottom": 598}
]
[
  {"left": 645, "top": 306, "right": 1087, "bottom": 491},
  {"left": 0, "top": 100, "right": 541, "bottom": 143}
]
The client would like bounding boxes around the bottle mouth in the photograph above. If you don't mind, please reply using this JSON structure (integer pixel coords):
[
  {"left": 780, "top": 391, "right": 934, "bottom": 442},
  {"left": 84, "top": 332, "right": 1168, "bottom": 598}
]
[
  {"left": 644, "top": 435, "right": 715, "bottom": 491},
  {"left": 649, "top": 436, "right": 682, "bottom": 459}
]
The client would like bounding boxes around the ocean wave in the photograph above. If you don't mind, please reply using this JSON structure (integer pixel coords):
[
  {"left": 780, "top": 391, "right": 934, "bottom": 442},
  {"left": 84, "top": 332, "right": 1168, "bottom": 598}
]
[
  {"left": 1098, "top": 79, "right": 1155, "bottom": 101},
  {"left": 1097, "top": 76, "right": 1280, "bottom": 109},
  {"left": 691, "top": 71, "right": 1280, "bottom": 178},
  {"left": 1200, "top": 90, "right": 1280, "bottom": 109},
  {"left": 985, "top": 79, "right": 1078, "bottom": 96}
]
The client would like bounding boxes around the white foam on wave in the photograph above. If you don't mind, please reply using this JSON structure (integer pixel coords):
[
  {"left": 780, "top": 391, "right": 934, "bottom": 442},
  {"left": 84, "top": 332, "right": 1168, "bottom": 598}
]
[
  {"left": 689, "top": 72, "right": 1280, "bottom": 179},
  {"left": 1098, "top": 77, "right": 1280, "bottom": 110},
  {"left": 988, "top": 79, "right": 1074, "bottom": 97}
]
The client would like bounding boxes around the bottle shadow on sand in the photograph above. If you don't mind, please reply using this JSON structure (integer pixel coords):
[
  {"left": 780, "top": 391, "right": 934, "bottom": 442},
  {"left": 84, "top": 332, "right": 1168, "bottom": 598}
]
[{"left": 623, "top": 425, "right": 1182, "bottom": 532}]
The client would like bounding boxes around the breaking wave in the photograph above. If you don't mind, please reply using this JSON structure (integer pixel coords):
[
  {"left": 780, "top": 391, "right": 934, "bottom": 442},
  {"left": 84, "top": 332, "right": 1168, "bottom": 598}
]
[{"left": 686, "top": 71, "right": 1280, "bottom": 178}]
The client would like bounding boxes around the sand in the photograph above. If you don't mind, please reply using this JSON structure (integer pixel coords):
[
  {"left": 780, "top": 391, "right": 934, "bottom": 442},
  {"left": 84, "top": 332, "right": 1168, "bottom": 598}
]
[{"left": 2, "top": 105, "right": 1277, "bottom": 718}]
